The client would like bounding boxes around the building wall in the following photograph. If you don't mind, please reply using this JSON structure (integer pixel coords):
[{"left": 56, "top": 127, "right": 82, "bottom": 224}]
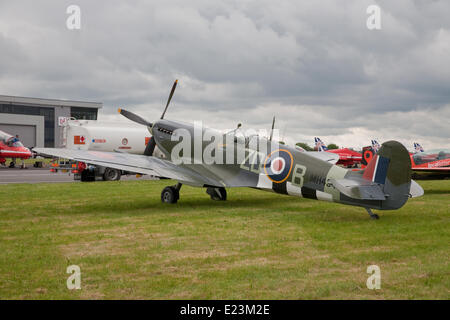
[
  {"left": 0, "top": 95, "right": 102, "bottom": 148},
  {"left": 54, "top": 106, "right": 71, "bottom": 147},
  {"left": 0, "top": 113, "right": 45, "bottom": 147},
  {"left": 0, "top": 103, "right": 55, "bottom": 146}
]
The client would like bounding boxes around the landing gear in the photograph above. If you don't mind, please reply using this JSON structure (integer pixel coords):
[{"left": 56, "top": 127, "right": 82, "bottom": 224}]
[
  {"left": 365, "top": 208, "right": 379, "bottom": 220},
  {"left": 206, "top": 187, "right": 227, "bottom": 201},
  {"left": 161, "top": 183, "right": 182, "bottom": 204},
  {"left": 103, "top": 168, "right": 121, "bottom": 181},
  {"left": 80, "top": 169, "right": 96, "bottom": 182}
]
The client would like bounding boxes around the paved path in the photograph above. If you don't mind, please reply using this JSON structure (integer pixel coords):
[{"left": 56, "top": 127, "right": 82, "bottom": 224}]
[{"left": 0, "top": 167, "right": 155, "bottom": 184}]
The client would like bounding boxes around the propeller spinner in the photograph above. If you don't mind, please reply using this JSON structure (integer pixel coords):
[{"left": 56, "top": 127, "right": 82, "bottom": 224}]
[{"left": 118, "top": 79, "right": 179, "bottom": 156}]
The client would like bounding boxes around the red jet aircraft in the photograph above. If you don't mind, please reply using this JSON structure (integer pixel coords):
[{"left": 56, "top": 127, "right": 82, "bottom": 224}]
[
  {"left": 409, "top": 143, "right": 450, "bottom": 176},
  {"left": 362, "top": 141, "right": 450, "bottom": 177},
  {"left": 0, "top": 130, "right": 32, "bottom": 168},
  {"left": 314, "top": 137, "right": 362, "bottom": 168}
]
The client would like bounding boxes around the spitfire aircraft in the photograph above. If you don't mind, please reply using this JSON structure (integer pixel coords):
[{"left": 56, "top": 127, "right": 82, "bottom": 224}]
[{"left": 34, "top": 80, "right": 424, "bottom": 219}]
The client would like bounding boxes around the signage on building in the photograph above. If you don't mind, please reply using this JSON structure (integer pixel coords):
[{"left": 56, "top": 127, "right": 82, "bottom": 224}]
[{"left": 58, "top": 117, "right": 69, "bottom": 127}]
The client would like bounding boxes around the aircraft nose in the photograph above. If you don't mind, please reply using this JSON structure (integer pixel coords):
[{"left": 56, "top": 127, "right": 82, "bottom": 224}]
[{"left": 23, "top": 147, "right": 32, "bottom": 157}]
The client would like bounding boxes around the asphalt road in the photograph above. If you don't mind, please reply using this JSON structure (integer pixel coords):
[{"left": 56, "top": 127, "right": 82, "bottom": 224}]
[{"left": 0, "top": 167, "right": 156, "bottom": 184}]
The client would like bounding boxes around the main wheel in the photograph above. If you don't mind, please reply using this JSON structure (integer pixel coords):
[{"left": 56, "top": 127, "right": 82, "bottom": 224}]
[
  {"left": 103, "top": 168, "right": 121, "bottom": 181},
  {"left": 161, "top": 186, "right": 179, "bottom": 204},
  {"left": 207, "top": 187, "right": 227, "bottom": 201}
]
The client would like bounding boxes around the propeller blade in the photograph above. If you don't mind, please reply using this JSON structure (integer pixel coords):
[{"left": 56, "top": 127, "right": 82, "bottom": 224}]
[
  {"left": 118, "top": 108, "right": 152, "bottom": 127},
  {"left": 269, "top": 116, "right": 276, "bottom": 141},
  {"left": 144, "top": 137, "right": 157, "bottom": 156},
  {"left": 160, "top": 79, "right": 178, "bottom": 119}
]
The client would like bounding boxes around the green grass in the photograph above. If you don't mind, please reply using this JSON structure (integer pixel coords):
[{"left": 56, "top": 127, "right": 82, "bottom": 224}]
[{"left": 0, "top": 179, "right": 448, "bottom": 299}]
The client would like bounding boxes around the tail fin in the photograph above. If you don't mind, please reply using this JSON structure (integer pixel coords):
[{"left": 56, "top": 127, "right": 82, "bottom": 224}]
[
  {"left": 413, "top": 142, "right": 424, "bottom": 153},
  {"left": 363, "top": 141, "right": 412, "bottom": 210},
  {"left": 371, "top": 139, "right": 381, "bottom": 153},
  {"left": 314, "top": 137, "right": 328, "bottom": 152}
]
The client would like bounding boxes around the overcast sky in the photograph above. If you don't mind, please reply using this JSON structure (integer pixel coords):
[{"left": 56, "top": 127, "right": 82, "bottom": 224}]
[{"left": 0, "top": 0, "right": 449, "bottom": 149}]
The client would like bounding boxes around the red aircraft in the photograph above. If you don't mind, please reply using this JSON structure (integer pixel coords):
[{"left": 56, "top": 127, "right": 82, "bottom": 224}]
[
  {"left": 0, "top": 130, "right": 32, "bottom": 168},
  {"left": 314, "top": 137, "right": 362, "bottom": 168},
  {"left": 362, "top": 141, "right": 450, "bottom": 177},
  {"left": 410, "top": 149, "right": 450, "bottom": 173}
]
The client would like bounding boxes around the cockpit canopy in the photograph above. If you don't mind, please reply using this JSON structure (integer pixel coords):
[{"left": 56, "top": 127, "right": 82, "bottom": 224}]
[
  {"left": 412, "top": 149, "right": 450, "bottom": 165},
  {"left": 0, "top": 130, "right": 24, "bottom": 148},
  {"left": 224, "top": 128, "right": 272, "bottom": 149}
]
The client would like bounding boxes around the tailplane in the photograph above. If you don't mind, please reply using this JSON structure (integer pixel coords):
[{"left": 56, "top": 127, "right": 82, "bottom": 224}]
[
  {"left": 371, "top": 139, "right": 381, "bottom": 153},
  {"left": 314, "top": 137, "right": 328, "bottom": 152},
  {"left": 363, "top": 140, "right": 416, "bottom": 209},
  {"left": 413, "top": 142, "right": 424, "bottom": 153}
]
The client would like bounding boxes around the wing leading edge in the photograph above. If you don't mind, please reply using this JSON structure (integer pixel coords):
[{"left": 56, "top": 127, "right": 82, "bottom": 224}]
[{"left": 33, "top": 148, "right": 218, "bottom": 187}]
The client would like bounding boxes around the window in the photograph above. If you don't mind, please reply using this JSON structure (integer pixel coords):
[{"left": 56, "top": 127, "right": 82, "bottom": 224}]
[{"left": 71, "top": 107, "right": 97, "bottom": 120}]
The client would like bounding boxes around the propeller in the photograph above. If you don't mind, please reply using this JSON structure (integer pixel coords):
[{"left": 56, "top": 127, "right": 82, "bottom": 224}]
[
  {"left": 118, "top": 108, "right": 152, "bottom": 127},
  {"left": 160, "top": 79, "right": 178, "bottom": 120},
  {"left": 269, "top": 116, "right": 275, "bottom": 141},
  {"left": 144, "top": 137, "right": 157, "bottom": 156},
  {"left": 118, "top": 79, "right": 179, "bottom": 156}
]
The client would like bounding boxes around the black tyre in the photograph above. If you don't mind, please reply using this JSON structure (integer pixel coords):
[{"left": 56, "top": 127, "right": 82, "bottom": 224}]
[
  {"left": 80, "top": 170, "right": 95, "bottom": 182},
  {"left": 161, "top": 186, "right": 179, "bottom": 204},
  {"left": 103, "top": 168, "right": 121, "bottom": 181},
  {"left": 207, "top": 187, "right": 227, "bottom": 201}
]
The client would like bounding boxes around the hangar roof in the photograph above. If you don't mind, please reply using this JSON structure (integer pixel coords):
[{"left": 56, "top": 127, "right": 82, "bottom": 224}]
[{"left": 0, "top": 94, "right": 102, "bottom": 109}]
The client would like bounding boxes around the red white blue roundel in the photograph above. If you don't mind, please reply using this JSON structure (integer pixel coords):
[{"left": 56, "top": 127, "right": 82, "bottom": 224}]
[{"left": 263, "top": 149, "right": 293, "bottom": 183}]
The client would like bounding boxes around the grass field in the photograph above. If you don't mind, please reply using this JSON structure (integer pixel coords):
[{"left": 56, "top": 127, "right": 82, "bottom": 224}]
[{"left": 0, "top": 179, "right": 448, "bottom": 299}]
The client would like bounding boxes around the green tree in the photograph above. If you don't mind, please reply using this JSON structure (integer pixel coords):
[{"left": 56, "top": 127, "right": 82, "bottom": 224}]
[
  {"left": 296, "top": 142, "right": 313, "bottom": 151},
  {"left": 327, "top": 143, "right": 339, "bottom": 150}
]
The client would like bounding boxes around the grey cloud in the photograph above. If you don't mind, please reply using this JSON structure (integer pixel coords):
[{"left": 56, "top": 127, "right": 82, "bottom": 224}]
[{"left": 0, "top": 0, "right": 449, "bottom": 148}]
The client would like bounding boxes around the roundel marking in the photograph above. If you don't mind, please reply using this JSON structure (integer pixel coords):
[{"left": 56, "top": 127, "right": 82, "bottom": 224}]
[
  {"left": 271, "top": 157, "right": 285, "bottom": 173},
  {"left": 263, "top": 149, "right": 294, "bottom": 183}
]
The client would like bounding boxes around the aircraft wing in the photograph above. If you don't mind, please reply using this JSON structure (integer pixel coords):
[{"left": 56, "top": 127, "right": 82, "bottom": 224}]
[
  {"left": 33, "top": 148, "right": 219, "bottom": 187},
  {"left": 307, "top": 151, "right": 339, "bottom": 164}
]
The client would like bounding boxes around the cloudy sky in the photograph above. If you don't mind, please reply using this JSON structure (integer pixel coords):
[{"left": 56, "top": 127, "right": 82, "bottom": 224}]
[{"left": 1, "top": 0, "right": 449, "bottom": 149}]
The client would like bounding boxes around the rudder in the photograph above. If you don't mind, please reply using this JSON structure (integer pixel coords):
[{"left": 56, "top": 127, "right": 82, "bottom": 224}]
[{"left": 363, "top": 141, "right": 412, "bottom": 210}]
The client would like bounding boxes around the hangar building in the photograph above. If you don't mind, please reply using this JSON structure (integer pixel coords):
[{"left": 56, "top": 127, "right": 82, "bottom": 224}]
[{"left": 0, "top": 95, "right": 102, "bottom": 148}]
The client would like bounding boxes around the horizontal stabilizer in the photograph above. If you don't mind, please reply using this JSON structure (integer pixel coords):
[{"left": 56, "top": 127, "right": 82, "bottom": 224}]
[
  {"left": 331, "top": 178, "right": 386, "bottom": 200},
  {"left": 409, "top": 180, "right": 424, "bottom": 198}
]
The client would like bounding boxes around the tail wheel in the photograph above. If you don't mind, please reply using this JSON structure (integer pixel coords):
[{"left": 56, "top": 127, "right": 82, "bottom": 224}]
[
  {"left": 207, "top": 187, "right": 227, "bottom": 201},
  {"left": 103, "top": 168, "right": 121, "bottom": 181},
  {"left": 161, "top": 186, "right": 179, "bottom": 204}
]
